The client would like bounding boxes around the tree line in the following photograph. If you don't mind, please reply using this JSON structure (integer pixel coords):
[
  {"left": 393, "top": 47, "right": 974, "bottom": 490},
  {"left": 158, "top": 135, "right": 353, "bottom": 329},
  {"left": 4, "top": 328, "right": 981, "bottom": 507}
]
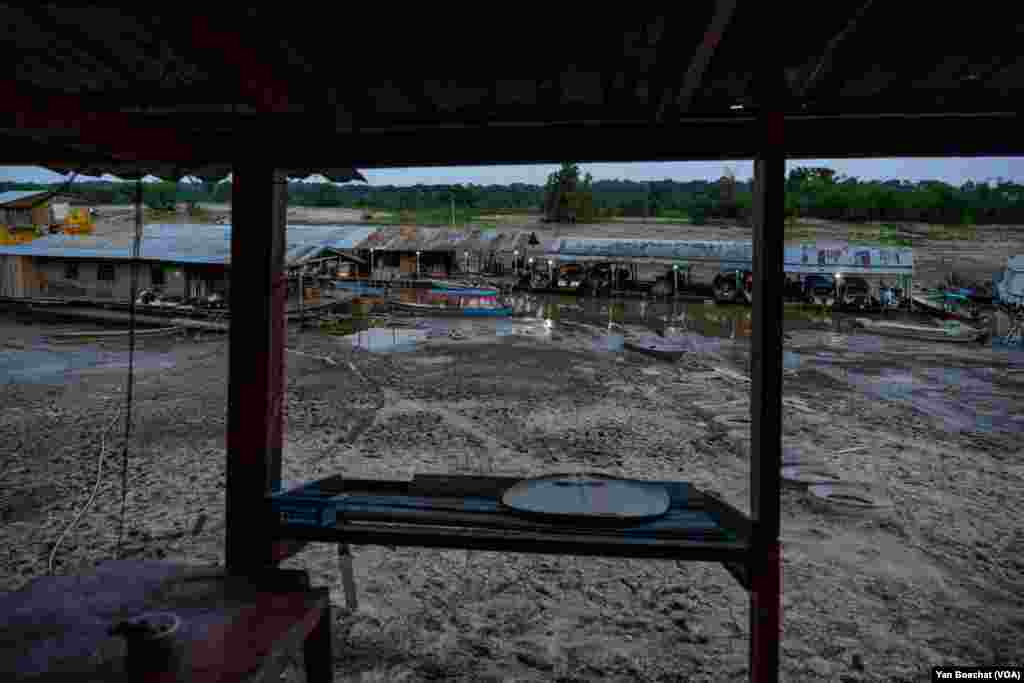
[{"left": 3, "top": 166, "right": 1023, "bottom": 224}]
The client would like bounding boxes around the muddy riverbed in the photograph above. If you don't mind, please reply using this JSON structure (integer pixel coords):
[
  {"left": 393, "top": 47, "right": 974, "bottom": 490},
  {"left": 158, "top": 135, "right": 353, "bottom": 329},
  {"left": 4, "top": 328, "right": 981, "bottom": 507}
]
[{"left": 1, "top": 300, "right": 1022, "bottom": 681}]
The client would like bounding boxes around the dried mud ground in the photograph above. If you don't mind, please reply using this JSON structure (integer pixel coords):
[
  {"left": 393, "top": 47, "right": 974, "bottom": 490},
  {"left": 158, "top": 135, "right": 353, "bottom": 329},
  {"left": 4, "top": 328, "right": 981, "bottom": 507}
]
[{"left": 1, "top": 313, "right": 1023, "bottom": 682}]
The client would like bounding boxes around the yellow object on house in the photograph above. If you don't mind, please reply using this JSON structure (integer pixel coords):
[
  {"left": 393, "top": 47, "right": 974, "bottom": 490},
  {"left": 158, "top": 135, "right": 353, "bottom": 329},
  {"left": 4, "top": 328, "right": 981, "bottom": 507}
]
[
  {"left": 63, "top": 207, "right": 94, "bottom": 235},
  {"left": 0, "top": 225, "right": 42, "bottom": 245}
]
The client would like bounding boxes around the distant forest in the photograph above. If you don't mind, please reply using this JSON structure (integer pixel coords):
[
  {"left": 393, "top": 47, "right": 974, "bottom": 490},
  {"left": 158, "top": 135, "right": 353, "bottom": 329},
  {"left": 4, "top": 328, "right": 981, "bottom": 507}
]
[{"left": 3, "top": 166, "right": 1024, "bottom": 224}]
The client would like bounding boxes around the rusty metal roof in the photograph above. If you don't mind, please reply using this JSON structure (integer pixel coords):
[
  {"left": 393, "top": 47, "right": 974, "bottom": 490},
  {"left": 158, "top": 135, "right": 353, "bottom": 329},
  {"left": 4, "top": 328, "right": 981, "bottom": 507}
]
[
  {"left": 2, "top": 5, "right": 1022, "bottom": 168},
  {"left": 353, "top": 225, "right": 531, "bottom": 253}
]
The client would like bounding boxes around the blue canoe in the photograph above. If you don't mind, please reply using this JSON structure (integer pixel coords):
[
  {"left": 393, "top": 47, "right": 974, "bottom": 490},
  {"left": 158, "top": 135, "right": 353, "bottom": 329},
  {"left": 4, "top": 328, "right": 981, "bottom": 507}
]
[
  {"left": 334, "top": 282, "right": 387, "bottom": 296},
  {"left": 394, "top": 302, "right": 512, "bottom": 317},
  {"left": 431, "top": 287, "right": 499, "bottom": 296}
]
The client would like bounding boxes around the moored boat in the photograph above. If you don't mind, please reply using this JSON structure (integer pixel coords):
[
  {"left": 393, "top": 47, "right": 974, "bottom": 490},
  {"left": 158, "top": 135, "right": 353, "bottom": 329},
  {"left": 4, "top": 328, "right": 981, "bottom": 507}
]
[
  {"left": 911, "top": 290, "right": 980, "bottom": 322},
  {"left": 853, "top": 317, "right": 984, "bottom": 343},
  {"left": 427, "top": 278, "right": 499, "bottom": 296},
  {"left": 392, "top": 301, "right": 512, "bottom": 317},
  {"left": 623, "top": 336, "right": 688, "bottom": 361}
]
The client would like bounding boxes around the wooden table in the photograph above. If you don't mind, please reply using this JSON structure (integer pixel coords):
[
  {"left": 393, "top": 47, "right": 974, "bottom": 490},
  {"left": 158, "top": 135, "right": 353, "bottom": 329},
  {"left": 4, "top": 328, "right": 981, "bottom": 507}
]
[
  {"left": 269, "top": 473, "right": 753, "bottom": 586},
  {"left": 0, "top": 560, "right": 332, "bottom": 682}
]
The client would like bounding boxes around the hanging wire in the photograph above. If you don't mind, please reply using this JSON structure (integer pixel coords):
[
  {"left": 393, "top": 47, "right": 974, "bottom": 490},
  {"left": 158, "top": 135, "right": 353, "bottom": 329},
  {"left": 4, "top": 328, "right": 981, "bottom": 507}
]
[{"left": 115, "top": 179, "right": 143, "bottom": 559}]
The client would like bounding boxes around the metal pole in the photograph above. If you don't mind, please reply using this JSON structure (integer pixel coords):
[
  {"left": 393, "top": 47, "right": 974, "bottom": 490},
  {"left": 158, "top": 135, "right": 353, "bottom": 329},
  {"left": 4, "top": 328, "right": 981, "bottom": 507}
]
[{"left": 299, "top": 268, "right": 305, "bottom": 330}]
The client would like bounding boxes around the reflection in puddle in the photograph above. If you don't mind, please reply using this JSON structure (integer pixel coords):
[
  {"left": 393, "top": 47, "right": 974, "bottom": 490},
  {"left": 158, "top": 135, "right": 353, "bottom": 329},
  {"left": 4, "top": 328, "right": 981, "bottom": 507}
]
[
  {"left": 0, "top": 347, "right": 175, "bottom": 385},
  {"left": 835, "top": 365, "right": 1023, "bottom": 433},
  {"left": 346, "top": 328, "right": 428, "bottom": 353}
]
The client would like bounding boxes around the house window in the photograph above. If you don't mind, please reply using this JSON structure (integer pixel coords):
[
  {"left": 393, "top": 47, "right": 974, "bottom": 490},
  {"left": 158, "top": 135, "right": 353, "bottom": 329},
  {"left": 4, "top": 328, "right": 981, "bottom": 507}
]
[
  {"left": 64, "top": 262, "right": 79, "bottom": 280},
  {"left": 151, "top": 265, "right": 166, "bottom": 286},
  {"left": 97, "top": 264, "right": 116, "bottom": 282}
]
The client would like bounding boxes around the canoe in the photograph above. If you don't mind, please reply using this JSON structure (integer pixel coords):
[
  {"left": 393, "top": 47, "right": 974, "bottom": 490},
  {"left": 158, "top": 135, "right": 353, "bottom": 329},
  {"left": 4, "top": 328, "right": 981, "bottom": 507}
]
[
  {"left": 623, "top": 337, "right": 688, "bottom": 361},
  {"left": 911, "top": 292, "right": 979, "bottom": 322},
  {"left": 393, "top": 302, "right": 512, "bottom": 317},
  {"left": 427, "top": 279, "right": 499, "bottom": 296},
  {"left": 854, "top": 318, "right": 984, "bottom": 343},
  {"left": 430, "top": 286, "right": 499, "bottom": 296}
]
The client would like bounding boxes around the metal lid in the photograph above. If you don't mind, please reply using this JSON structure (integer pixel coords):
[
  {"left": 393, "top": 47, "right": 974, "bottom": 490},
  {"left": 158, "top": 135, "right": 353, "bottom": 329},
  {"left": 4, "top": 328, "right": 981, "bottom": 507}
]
[{"left": 501, "top": 473, "right": 670, "bottom": 523}]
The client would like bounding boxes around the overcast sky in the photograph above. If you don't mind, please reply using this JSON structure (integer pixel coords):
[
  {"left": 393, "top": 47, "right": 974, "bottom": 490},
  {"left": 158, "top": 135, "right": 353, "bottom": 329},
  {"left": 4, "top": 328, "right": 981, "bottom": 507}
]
[{"left": 2, "top": 157, "right": 1021, "bottom": 186}]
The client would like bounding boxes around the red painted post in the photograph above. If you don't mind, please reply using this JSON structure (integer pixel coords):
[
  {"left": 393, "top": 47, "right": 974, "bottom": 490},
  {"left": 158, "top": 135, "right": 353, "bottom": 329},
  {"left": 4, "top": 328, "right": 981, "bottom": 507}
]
[
  {"left": 750, "top": 542, "right": 781, "bottom": 683},
  {"left": 748, "top": 77, "right": 786, "bottom": 681},
  {"left": 225, "top": 166, "right": 288, "bottom": 572}
]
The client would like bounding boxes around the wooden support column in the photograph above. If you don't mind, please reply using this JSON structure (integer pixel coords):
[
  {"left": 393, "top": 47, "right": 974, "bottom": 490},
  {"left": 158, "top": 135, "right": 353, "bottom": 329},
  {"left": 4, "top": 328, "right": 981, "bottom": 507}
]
[
  {"left": 749, "top": 89, "right": 786, "bottom": 682},
  {"left": 225, "top": 165, "right": 290, "bottom": 572}
]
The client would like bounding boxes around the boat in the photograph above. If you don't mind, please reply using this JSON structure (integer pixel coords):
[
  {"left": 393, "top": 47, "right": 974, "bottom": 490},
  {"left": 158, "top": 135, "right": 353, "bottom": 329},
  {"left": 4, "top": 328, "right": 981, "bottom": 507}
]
[
  {"left": 853, "top": 318, "right": 985, "bottom": 343},
  {"left": 911, "top": 290, "right": 980, "bottom": 322},
  {"left": 430, "top": 286, "right": 499, "bottom": 296},
  {"left": 427, "top": 279, "right": 499, "bottom": 296},
  {"left": 392, "top": 301, "right": 512, "bottom": 317},
  {"left": 623, "top": 336, "right": 688, "bottom": 361}
]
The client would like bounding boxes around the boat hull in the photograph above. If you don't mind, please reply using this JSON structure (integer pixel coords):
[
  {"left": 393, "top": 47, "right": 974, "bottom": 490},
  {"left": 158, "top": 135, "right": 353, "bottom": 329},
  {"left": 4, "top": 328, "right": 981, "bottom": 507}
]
[
  {"left": 911, "top": 295, "right": 978, "bottom": 323},
  {"left": 855, "top": 318, "right": 983, "bottom": 343},
  {"left": 393, "top": 302, "right": 512, "bottom": 317}
]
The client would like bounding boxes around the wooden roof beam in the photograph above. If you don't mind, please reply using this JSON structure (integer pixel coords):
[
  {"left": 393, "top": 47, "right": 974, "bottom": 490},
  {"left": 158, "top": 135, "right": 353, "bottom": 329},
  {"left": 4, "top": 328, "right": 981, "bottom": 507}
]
[
  {"left": 795, "top": 0, "right": 877, "bottom": 101},
  {"left": 656, "top": 0, "right": 738, "bottom": 122}
]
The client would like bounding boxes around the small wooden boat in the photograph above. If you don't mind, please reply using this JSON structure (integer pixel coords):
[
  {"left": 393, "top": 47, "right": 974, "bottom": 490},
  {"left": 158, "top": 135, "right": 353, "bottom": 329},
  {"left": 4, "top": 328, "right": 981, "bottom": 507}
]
[
  {"left": 393, "top": 301, "right": 512, "bottom": 317},
  {"left": 623, "top": 336, "right": 688, "bottom": 361},
  {"left": 911, "top": 291, "right": 980, "bottom": 323},
  {"left": 854, "top": 317, "right": 984, "bottom": 343},
  {"left": 427, "top": 279, "right": 499, "bottom": 296}
]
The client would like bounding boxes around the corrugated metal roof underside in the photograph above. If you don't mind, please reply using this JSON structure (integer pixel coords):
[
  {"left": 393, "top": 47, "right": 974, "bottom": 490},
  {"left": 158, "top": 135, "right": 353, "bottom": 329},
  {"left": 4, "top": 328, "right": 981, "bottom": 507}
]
[
  {"left": 0, "top": 223, "right": 377, "bottom": 265},
  {"left": 0, "top": 190, "right": 53, "bottom": 206}
]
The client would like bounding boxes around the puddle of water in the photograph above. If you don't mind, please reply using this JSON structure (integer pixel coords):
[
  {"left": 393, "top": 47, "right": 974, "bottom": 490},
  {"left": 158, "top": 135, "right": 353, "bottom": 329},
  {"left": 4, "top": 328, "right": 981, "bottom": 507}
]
[
  {"left": 0, "top": 347, "right": 175, "bottom": 385},
  {"left": 592, "top": 333, "right": 625, "bottom": 353},
  {"left": 840, "top": 365, "right": 1022, "bottom": 433},
  {"left": 333, "top": 281, "right": 386, "bottom": 297},
  {"left": 396, "top": 289, "right": 505, "bottom": 310},
  {"left": 506, "top": 294, "right": 855, "bottom": 341},
  {"left": 345, "top": 328, "right": 428, "bottom": 353}
]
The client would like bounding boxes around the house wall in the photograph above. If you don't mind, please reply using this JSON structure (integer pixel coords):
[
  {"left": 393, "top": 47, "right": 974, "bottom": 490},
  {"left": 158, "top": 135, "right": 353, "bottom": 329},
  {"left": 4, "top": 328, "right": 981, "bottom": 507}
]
[
  {"left": 0, "top": 255, "right": 43, "bottom": 298},
  {"left": 31, "top": 205, "right": 51, "bottom": 227},
  {"left": 32, "top": 260, "right": 189, "bottom": 300}
]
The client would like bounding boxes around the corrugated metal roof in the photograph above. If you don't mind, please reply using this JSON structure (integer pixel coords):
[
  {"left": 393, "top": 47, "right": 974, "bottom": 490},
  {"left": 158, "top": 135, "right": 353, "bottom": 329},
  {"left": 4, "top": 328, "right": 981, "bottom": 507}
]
[
  {"left": 0, "top": 223, "right": 376, "bottom": 266},
  {"left": 354, "top": 225, "right": 486, "bottom": 252},
  {"left": 0, "top": 191, "right": 52, "bottom": 206}
]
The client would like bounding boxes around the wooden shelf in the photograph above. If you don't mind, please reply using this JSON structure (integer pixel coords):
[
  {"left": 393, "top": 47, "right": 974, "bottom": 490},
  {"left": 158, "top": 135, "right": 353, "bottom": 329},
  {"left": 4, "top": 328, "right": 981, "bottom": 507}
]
[{"left": 268, "top": 473, "right": 753, "bottom": 574}]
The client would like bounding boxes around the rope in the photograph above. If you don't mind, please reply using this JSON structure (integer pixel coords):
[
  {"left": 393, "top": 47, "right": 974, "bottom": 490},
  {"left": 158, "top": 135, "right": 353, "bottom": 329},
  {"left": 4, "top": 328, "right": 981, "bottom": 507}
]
[
  {"left": 47, "top": 406, "right": 123, "bottom": 575},
  {"left": 115, "top": 180, "right": 143, "bottom": 559}
]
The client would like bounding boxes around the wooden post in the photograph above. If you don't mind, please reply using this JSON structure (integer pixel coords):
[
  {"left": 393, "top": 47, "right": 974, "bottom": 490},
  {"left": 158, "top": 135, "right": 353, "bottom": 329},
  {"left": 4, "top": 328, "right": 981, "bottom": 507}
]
[
  {"left": 225, "top": 165, "right": 288, "bottom": 572},
  {"left": 749, "top": 94, "right": 785, "bottom": 681}
]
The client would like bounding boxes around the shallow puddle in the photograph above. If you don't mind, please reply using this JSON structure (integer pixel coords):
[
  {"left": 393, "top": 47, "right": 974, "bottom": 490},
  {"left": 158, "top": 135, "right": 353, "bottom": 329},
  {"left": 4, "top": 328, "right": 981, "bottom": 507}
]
[
  {"left": 345, "top": 328, "right": 428, "bottom": 353},
  {"left": 0, "top": 347, "right": 175, "bottom": 385}
]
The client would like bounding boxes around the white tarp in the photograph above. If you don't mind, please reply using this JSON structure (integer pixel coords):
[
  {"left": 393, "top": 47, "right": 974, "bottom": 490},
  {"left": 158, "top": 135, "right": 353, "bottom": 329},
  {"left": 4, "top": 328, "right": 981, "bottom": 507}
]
[
  {"left": 783, "top": 242, "right": 914, "bottom": 275},
  {"left": 545, "top": 239, "right": 914, "bottom": 275},
  {"left": 995, "top": 255, "right": 1024, "bottom": 305}
]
